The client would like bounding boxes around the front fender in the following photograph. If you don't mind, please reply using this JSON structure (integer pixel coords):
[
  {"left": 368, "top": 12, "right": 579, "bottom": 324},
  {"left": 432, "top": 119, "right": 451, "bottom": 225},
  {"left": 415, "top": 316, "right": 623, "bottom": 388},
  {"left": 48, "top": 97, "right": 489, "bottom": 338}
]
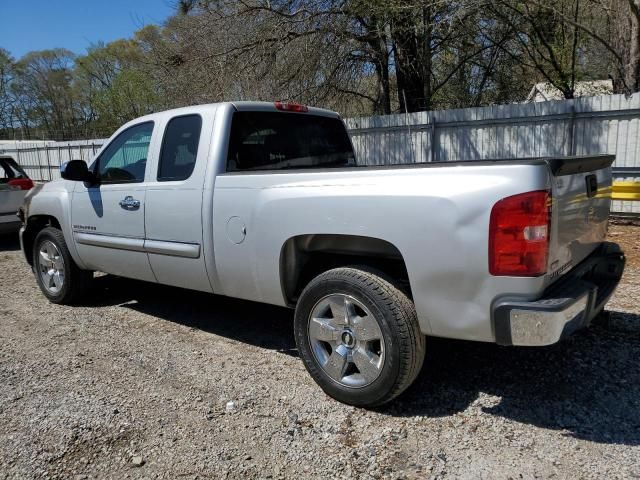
[{"left": 25, "top": 181, "right": 87, "bottom": 270}]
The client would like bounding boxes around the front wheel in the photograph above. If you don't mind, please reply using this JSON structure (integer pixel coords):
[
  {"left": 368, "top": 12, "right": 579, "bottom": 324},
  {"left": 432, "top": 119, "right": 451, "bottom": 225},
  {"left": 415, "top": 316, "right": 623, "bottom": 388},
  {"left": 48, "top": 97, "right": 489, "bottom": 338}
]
[
  {"left": 33, "top": 227, "right": 92, "bottom": 304},
  {"left": 294, "top": 267, "right": 425, "bottom": 407}
]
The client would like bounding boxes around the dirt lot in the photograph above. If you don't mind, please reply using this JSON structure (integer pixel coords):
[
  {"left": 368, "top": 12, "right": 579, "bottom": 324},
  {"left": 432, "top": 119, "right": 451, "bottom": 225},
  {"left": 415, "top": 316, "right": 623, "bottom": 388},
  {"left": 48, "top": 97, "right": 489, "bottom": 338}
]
[{"left": 0, "top": 225, "right": 639, "bottom": 479}]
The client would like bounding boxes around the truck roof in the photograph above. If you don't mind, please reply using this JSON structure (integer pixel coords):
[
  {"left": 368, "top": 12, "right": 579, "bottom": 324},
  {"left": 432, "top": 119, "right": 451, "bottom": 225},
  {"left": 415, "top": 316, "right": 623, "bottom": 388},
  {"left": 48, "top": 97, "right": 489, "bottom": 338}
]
[
  {"left": 124, "top": 101, "right": 340, "bottom": 128},
  {"left": 231, "top": 101, "right": 340, "bottom": 118}
]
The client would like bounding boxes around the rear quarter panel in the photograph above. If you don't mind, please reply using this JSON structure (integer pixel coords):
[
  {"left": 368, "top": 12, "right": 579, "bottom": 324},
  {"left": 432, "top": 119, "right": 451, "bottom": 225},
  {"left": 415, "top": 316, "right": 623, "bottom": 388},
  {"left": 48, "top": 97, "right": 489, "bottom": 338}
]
[
  {"left": 212, "top": 164, "right": 551, "bottom": 342},
  {"left": 0, "top": 188, "right": 25, "bottom": 222}
]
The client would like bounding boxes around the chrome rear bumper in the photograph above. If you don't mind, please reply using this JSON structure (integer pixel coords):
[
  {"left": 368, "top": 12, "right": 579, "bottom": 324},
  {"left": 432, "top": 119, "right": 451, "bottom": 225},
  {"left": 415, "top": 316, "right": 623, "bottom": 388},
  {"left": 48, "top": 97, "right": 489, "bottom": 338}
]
[{"left": 493, "top": 242, "right": 625, "bottom": 346}]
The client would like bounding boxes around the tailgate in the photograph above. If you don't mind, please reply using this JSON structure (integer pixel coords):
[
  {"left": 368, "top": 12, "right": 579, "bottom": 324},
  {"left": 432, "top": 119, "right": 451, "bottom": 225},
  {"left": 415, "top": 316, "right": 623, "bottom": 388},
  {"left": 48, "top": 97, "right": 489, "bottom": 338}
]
[{"left": 546, "top": 155, "right": 615, "bottom": 283}]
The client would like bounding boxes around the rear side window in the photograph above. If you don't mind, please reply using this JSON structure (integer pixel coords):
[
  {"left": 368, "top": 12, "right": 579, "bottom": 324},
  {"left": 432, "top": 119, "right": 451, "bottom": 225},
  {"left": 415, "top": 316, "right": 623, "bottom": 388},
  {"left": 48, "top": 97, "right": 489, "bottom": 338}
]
[
  {"left": 158, "top": 114, "right": 202, "bottom": 181},
  {"left": 227, "top": 112, "right": 355, "bottom": 172},
  {"left": 0, "top": 158, "right": 28, "bottom": 182}
]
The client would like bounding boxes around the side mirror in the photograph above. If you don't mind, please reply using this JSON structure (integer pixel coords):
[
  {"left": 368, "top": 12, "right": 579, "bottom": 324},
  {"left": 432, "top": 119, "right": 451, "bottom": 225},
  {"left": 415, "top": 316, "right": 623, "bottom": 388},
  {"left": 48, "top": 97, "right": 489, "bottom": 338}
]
[{"left": 61, "top": 160, "right": 96, "bottom": 183}]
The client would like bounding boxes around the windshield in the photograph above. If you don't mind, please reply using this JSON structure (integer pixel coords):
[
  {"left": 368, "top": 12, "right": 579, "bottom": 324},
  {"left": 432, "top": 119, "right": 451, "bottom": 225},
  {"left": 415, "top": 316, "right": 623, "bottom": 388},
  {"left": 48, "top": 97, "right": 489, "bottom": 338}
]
[{"left": 227, "top": 111, "right": 356, "bottom": 172}]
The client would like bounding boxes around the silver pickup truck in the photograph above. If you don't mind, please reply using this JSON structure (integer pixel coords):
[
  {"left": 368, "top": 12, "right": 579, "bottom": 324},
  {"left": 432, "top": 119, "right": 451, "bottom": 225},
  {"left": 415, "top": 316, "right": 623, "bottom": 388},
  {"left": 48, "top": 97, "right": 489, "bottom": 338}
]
[{"left": 19, "top": 101, "right": 625, "bottom": 406}]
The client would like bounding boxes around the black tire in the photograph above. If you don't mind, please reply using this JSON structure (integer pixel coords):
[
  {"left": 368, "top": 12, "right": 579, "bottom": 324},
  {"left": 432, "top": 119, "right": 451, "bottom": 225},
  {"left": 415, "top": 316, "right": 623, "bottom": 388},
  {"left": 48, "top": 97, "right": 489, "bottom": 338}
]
[
  {"left": 32, "top": 227, "right": 92, "bottom": 304},
  {"left": 294, "top": 266, "right": 425, "bottom": 407}
]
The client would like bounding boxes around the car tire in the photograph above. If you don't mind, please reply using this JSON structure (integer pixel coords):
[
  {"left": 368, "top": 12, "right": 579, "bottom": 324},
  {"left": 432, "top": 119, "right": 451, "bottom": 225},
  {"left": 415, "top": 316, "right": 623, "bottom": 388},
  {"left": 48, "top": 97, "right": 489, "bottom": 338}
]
[
  {"left": 32, "top": 227, "right": 92, "bottom": 304},
  {"left": 294, "top": 266, "right": 425, "bottom": 407}
]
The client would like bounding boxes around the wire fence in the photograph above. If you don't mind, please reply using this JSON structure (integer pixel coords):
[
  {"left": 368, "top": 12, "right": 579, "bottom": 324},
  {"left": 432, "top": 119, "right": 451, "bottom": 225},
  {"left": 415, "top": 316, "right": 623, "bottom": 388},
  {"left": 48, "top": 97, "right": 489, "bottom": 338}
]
[{"left": 0, "top": 140, "right": 104, "bottom": 181}]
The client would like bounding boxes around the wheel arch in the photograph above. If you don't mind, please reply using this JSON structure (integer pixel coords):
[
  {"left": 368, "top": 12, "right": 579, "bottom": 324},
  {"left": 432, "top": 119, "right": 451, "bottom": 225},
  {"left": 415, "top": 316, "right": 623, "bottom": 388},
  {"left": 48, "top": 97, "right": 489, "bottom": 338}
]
[
  {"left": 279, "top": 234, "right": 411, "bottom": 306},
  {"left": 22, "top": 215, "right": 62, "bottom": 266}
]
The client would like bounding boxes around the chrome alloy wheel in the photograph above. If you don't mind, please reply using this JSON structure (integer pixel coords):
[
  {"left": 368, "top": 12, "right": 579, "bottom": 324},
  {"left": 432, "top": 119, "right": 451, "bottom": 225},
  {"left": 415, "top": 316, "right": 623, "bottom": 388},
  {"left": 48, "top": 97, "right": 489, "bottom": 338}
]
[
  {"left": 307, "top": 294, "right": 385, "bottom": 388},
  {"left": 37, "top": 240, "right": 65, "bottom": 294}
]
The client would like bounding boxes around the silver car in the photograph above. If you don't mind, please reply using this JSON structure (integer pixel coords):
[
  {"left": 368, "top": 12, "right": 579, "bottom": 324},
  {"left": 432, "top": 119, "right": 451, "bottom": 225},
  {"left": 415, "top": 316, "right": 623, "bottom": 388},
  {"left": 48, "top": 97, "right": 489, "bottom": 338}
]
[{"left": 0, "top": 156, "right": 33, "bottom": 234}]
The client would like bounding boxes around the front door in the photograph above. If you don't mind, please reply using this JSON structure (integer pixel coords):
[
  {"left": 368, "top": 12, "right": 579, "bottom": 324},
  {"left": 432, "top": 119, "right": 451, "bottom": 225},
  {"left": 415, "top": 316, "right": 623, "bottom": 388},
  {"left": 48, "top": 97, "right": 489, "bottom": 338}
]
[{"left": 71, "top": 121, "right": 157, "bottom": 282}]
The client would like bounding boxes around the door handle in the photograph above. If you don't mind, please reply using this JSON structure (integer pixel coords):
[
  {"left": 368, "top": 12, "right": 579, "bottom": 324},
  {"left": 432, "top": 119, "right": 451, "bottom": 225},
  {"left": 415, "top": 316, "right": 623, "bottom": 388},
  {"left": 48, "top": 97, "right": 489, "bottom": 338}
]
[{"left": 119, "top": 195, "right": 141, "bottom": 210}]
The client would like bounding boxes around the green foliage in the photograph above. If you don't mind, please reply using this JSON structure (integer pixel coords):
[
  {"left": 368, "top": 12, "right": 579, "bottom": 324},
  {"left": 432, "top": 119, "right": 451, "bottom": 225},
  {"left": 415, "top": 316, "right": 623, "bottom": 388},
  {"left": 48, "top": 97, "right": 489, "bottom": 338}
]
[{"left": 93, "top": 69, "right": 158, "bottom": 127}]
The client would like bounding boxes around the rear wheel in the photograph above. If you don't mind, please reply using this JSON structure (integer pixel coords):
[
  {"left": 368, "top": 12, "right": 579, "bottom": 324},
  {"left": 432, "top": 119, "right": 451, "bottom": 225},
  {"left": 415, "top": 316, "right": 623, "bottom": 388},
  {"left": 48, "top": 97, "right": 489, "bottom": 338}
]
[
  {"left": 33, "top": 227, "right": 92, "bottom": 304},
  {"left": 294, "top": 267, "right": 425, "bottom": 407}
]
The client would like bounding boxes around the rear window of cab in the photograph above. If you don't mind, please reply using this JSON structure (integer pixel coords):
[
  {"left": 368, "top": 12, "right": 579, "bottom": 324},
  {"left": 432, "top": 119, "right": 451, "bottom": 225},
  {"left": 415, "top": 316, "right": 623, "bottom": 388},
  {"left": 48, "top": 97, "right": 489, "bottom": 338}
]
[{"left": 226, "top": 112, "right": 355, "bottom": 172}]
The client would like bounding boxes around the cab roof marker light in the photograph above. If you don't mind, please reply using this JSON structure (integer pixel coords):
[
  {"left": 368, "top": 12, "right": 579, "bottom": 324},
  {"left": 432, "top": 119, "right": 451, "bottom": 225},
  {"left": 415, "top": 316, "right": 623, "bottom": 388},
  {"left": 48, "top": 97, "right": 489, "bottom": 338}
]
[{"left": 274, "top": 101, "right": 309, "bottom": 113}]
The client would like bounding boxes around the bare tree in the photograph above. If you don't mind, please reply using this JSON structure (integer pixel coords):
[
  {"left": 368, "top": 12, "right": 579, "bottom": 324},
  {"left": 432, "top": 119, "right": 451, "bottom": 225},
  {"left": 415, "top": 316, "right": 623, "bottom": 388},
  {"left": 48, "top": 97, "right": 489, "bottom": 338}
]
[
  {"left": 611, "top": 0, "right": 640, "bottom": 92},
  {"left": 494, "top": 0, "right": 640, "bottom": 94},
  {"left": 4, "top": 0, "right": 634, "bottom": 139},
  {"left": 0, "top": 49, "right": 17, "bottom": 136}
]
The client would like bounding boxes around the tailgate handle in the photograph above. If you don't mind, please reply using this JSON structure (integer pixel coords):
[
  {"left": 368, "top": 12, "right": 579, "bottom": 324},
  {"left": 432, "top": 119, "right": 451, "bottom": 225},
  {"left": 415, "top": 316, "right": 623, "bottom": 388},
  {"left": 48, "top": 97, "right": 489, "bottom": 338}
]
[{"left": 585, "top": 175, "right": 598, "bottom": 198}]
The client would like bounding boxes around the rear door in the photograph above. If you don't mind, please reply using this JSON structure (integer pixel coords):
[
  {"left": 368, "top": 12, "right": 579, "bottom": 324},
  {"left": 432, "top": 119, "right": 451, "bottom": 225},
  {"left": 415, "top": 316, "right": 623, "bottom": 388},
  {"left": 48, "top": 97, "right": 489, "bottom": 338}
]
[
  {"left": 144, "top": 112, "right": 214, "bottom": 292},
  {"left": 71, "top": 121, "right": 157, "bottom": 282},
  {"left": 547, "top": 155, "right": 615, "bottom": 280},
  {"left": 0, "top": 157, "right": 28, "bottom": 227}
]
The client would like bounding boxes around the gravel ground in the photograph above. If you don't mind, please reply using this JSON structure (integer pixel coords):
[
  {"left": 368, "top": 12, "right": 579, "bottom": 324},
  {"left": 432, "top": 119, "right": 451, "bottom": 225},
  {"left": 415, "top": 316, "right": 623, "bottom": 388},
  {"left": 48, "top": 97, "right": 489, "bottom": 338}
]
[{"left": 0, "top": 225, "right": 639, "bottom": 479}]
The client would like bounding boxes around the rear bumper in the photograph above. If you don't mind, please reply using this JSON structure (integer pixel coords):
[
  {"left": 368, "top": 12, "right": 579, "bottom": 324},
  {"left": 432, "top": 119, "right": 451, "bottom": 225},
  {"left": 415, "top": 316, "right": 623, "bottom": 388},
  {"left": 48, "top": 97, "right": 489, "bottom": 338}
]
[{"left": 493, "top": 242, "right": 625, "bottom": 346}]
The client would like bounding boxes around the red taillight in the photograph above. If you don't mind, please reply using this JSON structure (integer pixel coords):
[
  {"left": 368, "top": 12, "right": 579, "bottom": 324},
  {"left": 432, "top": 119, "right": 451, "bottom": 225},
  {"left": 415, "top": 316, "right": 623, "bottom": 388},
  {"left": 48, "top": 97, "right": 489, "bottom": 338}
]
[
  {"left": 8, "top": 178, "right": 34, "bottom": 190},
  {"left": 274, "top": 101, "right": 308, "bottom": 112},
  {"left": 489, "top": 190, "right": 550, "bottom": 276}
]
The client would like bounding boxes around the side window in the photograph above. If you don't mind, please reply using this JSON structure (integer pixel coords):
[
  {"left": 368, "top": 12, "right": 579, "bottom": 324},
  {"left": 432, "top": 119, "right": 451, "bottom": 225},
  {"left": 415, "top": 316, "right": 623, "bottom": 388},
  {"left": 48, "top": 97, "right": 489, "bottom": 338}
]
[
  {"left": 157, "top": 115, "right": 202, "bottom": 182},
  {"left": 96, "top": 122, "right": 154, "bottom": 184}
]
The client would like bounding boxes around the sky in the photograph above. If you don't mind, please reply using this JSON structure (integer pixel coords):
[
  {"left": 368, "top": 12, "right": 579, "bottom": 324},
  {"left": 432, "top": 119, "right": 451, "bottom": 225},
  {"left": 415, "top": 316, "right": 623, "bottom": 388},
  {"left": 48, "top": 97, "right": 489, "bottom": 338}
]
[{"left": 1, "top": 0, "right": 176, "bottom": 59}]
